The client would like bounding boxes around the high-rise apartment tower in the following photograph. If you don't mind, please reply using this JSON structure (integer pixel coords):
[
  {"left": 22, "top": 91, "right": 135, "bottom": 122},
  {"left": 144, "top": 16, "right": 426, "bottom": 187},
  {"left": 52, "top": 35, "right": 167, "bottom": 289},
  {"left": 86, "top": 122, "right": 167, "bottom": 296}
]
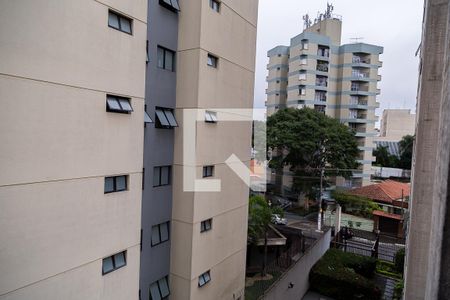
[{"left": 266, "top": 16, "right": 383, "bottom": 186}]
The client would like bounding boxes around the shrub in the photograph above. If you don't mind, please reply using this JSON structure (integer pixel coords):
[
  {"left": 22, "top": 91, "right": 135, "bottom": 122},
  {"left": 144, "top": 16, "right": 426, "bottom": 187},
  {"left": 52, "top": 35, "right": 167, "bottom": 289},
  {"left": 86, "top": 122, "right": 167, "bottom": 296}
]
[
  {"left": 393, "top": 280, "right": 404, "bottom": 299},
  {"left": 310, "top": 249, "right": 381, "bottom": 300},
  {"left": 394, "top": 248, "right": 405, "bottom": 274}
]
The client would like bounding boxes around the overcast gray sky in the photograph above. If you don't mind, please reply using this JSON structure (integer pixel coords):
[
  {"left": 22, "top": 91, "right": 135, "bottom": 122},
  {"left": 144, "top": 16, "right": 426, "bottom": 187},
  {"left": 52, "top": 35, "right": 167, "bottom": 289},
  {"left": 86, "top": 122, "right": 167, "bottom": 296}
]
[{"left": 253, "top": 0, "right": 424, "bottom": 124}]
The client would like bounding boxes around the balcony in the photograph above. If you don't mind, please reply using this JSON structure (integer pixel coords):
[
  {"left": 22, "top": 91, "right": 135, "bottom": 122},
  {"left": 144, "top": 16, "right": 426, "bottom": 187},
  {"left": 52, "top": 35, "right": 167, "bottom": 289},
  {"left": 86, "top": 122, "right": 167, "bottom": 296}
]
[
  {"left": 316, "top": 76, "right": 328, "bottom": 87},
  {"left": 315, "top": 91, "right": 327, "bottom": 102},
  {"left": 351, "top": 70, "right": 370, "bottom": 79},
  {"left": 317, "top": 61, "right": 329, "bottom": 72},
  {"left": 317, "top": 46, "right": 330, "bottom": 58},
  {"left": 352, "top": 55, "right": 371, "bottom": 64}
]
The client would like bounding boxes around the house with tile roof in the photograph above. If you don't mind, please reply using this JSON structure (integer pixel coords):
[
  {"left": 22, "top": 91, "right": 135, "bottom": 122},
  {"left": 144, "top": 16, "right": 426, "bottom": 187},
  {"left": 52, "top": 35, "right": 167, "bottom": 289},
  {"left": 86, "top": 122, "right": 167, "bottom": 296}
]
[{"left": 349, "top": 180, "right": 410, "bottom": 238}]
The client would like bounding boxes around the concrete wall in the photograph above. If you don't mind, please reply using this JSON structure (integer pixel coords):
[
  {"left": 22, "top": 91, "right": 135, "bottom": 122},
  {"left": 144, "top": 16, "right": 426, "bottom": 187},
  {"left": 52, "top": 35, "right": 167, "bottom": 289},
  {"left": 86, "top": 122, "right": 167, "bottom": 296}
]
[
  {"left": 404, "top": 0, "right": 449, "bottom": 299},
  {"left": 139, "top": 0, "right": 178, "bottom": 299},
  {"left": 262, "top": 229, "right": 332, "bottom": 300},
  {"left": 0, "top": 0, "right": 146, "bottom": 299}
]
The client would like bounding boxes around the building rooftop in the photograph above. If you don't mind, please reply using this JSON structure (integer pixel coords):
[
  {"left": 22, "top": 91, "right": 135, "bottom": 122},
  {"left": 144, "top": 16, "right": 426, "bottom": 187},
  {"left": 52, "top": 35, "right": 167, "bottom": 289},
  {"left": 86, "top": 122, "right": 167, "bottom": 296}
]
[{"left": 349, "top": 180, "right": 410, "bottom": 204}]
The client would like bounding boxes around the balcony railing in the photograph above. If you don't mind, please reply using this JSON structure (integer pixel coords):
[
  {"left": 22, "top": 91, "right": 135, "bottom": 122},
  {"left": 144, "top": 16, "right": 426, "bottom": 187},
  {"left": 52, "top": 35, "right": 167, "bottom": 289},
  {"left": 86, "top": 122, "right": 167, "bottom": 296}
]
[
  {"left": 317, "top": 64, "right": 329, "bottom": 72},
  {"left": 352, "top": 71, "right": 369, "bottom": 78},
  {"left": 351, "top": 85, "right": 369, "bottom": 92},
  {"left": 315, "top": 92, "right": 327, "bottom": 102},
  {"left": 352, "top": 56, "right": 371, "bottom": 64}
]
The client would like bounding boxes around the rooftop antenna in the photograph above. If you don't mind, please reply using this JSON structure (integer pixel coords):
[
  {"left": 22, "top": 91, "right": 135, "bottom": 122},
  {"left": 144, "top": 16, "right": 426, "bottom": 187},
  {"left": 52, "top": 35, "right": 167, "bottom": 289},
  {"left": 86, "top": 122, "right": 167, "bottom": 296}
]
[
  {"left": 303, "top": 13, "right": 312, "bottom": 29},
  {"left": 325, "top": 2, "right": 334, "bottom": 19},
  {"left": 350, "top": 37, "right": 364, "bottom": 43}
]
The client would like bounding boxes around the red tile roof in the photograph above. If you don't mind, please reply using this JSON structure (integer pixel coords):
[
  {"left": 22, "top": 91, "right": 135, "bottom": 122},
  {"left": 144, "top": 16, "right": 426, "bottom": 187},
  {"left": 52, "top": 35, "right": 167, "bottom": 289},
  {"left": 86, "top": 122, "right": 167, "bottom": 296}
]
[
  {"left": 349, "top": 180, "right": 410, "bottom": 204},
  {"left": 373, "top": 210, "right": 403, "bottom": 220}
]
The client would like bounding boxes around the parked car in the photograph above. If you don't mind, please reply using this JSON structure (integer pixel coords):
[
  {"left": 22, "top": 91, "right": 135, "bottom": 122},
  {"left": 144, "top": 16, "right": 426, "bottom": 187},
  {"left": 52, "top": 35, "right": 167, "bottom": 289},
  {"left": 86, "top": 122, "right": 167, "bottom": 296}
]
[{"left": 271, "top": 214, "right": 287, "bottom": 225}]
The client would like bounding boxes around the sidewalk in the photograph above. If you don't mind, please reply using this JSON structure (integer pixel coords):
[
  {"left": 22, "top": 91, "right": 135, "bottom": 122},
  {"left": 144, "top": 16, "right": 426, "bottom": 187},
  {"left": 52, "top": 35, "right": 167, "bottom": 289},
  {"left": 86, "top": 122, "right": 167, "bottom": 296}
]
[{"left": 302, "top": 291, "right": 335, "bottom": 300}]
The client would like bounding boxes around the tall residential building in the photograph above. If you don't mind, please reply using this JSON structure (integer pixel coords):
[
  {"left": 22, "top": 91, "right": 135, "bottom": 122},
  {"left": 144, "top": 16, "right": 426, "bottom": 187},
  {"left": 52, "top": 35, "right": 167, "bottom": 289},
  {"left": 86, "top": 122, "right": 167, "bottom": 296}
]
[
  {"left": 378, "top": 109, "right": 415, "bottom": 141},
  {"left": 266, "top": 16, "right": 383, "bottom": 187},
  {"left": 404, "top": 0, "right": 450, "bottom": 299},
  {"left": 170, "top": 0, "right": 258, "bottom": 299},
  {"left": 0, "top": 1, "right": 146, "bottom": 299},
  {"left": 139, "top": 1, "right": 178, "bottom": 300}
]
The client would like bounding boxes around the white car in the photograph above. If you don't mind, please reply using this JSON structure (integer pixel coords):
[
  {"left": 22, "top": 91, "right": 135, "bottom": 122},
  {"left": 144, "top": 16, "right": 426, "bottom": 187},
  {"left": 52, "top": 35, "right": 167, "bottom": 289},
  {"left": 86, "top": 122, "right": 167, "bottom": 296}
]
[{"left": 271, "top": 214, "right": 287, "bottom": 225}]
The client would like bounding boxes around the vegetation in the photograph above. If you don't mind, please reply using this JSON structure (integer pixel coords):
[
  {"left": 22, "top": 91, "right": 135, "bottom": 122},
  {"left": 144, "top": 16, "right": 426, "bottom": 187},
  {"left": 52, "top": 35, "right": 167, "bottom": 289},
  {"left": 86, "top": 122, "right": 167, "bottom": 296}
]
[
  {"left": 310, "top": 249, "right": 381, "bottom": 300},
  {"left": 332, "top": 191, "right": 381, "bottom": 218},
  {"left": 373, "top": 135, "right": 415, "bottom": 170},
  {"left": 267, "top": 108, "right": 360, "bottom": 199},
  {"left": 393, "top": 280, "right": 404, "bottom": 300},
  {"left": 376, "top": 260, "right": 402, "bottom": 279},
  {"left": 394, "top": 248, "right": 405, "bottom": 274},
  {"left": 248, "top": 195, "right": 283, "bottom": 276}
]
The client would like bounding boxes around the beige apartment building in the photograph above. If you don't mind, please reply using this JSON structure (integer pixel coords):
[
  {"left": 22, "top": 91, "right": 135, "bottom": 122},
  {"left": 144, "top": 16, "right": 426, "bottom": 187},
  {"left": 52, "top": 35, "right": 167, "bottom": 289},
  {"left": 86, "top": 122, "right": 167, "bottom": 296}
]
[
  {"left": 378, "top": 109, "right": 415, "bottom": 141},
  {"left": 170, "top": 0, "right": 258, "bottom": 299},
  {"left": 266, "top": 17, "right": 383, "bottom": 187},
  {"left": 0, "top": 1, "right": 146, "bottom": 299}
]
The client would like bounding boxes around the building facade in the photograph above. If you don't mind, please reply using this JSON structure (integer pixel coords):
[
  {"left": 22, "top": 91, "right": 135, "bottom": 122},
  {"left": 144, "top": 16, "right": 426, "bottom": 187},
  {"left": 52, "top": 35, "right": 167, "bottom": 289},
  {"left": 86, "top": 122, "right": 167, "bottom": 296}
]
[
  {"left": 266, "top": 17, "right": 383, "bottom": 186},
  {"left": 139, "top": 0, "right": 178, "bottom": 300},
  {"left": 404, "top": 0, "right": 450, "bottom": 299},
  {"left": 378, "top": 109, "right": 415, "bottom": 141},
  {"left": 170, "top": 0, "right": 258, "bottom": 299},
  {"left": 0, "top": 1, "right": 147, "bottom": 299}
]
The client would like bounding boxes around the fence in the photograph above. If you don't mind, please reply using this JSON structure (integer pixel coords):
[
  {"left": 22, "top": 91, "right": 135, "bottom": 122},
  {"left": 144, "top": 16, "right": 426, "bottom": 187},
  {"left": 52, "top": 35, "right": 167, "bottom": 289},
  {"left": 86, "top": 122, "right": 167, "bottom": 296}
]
[
  {"left": 332, "top": 227, "right": 405, "bottom": 262},
  {"left": 245, "top": 231, "right": 318, "bottom": 300}
]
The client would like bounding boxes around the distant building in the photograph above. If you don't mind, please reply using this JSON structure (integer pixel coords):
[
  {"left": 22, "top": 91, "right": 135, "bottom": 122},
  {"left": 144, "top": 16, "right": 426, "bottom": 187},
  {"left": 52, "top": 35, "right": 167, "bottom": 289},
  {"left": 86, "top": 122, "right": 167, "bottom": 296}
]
[
  {"left": 349, "top": 180, "right": 409, "bottom": 238},
  {"left": 378, "top": 109, "right": 415, "bottom": 141},
  {"left": 265, "top": 15, "right": 383, "bottom": 187}
]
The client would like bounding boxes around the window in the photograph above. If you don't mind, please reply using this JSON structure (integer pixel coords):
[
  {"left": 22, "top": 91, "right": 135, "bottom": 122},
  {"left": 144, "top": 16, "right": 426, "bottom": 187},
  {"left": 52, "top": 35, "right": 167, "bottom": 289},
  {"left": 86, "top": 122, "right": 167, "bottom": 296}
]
[
  {"left": 209, "top": 0, "right": 220, "bottom": 12},
  {"left": 102, "top": 251, "right": 126, "bottom": 275},
  {"left": 153, "top": 166, "right": 171, "bottom": 187},
  {"left": 317, "top": 45, "right": 330, "bottom": 57},
  {"left": 146, "top": 40, "right": 149, "bottom": 63},
  {"left": 144, "top": 105, "right": 154, "bottom": 124},
  {"left": 157, "top": 46, "right": 175, "bottom": 71},
  {"left": 108, "top": 10, "right": 132, "bottom": 34},
  {"left": 149, "top": 276, "right": 170, "bottom": 300},
  {"left": 276, "top": 80, "right": 280, "bottom": 84},
  {"left": 301, "top": 39, "right": 308, "bottom": 50},
  {"left": 200, "top": 218, "right": 212, "bottom": 232},
  {"left": 299, "top": 70, "right": 307, "bottom": 81},
  {"left": 159, "top": 0, "right": 180, "bottom": 12},
  {"left": 315, "top": 91, "right": 327, "bottom": 102},
  {"left": 203, "top": 166, "right": 214, "bottom": 178},
  {"left": 300, "top": 55, "right": 307, "bottom": 65},
  {"left": 298, "top": 85, "right": 306, "bottom": 96},
  {"left": 205, "top": 111, "right": 218, "bottom": 123},
  {"left": 155, "top": 107, "right": 178, "bottom": 128},
  {"left": 106, "top": 95, "right": 133, "bottom": 113},
  {"left": 315, "top": 75, "right": 328, "bottom": 87},
  {"left": 198, "top": 271, "right": 211, "bottom": 287},
  {"left": 276, "top": 67, "right": 280, "bottom": 71},
  {"left": 207, "top": 54, "right": 218, "bottom": 68},
  {"left": 151, "top": 222, "right": 170, "bottom": 246},
  {"left": 104, "top": 175, "right": 128, "bottom": 193}
]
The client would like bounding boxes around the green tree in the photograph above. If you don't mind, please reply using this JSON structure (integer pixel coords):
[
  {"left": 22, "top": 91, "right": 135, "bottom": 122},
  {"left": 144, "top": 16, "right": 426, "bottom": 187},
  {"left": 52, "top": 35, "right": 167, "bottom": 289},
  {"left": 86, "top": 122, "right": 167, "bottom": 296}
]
[
  {"left": 398, "top": 135, "right": 414, "bottom": 170},
  {"left": 267, "top": 108, "right": 360, "bottom": 199},
  {"left": 373, "top": 146, "right": 399, "bottom": 168},
  {"left": 248, "top": 195, "right": 283, "bottom": 276},
  {"left": 332, "top": 191, "right": 380, "bottom": 218}
]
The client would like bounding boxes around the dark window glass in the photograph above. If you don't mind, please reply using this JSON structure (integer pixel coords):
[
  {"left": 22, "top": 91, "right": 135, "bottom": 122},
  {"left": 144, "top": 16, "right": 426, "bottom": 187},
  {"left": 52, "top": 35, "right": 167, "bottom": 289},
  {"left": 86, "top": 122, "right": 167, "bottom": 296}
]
[
  {"left": 104, "top": 175, "right": 128, "bottom": 193},
  {"left": 157, "top": 46, "right": 176, "bottom": 71},
  {"left": 155, "top": 107, "right": 178, "bottom": 129},
  {"left": 200, "top": 219, "right": 212, "bottom": 232},
  {"left": 153, "top": 166, "right": 171, "bottom": 187},
  {"left": 207, "top": 54, "right": 218, "bottom": 68},
  {"left": 150, "top": 276, "right": 170, "bottom": 300},
  {"left": 102, "top": 251, "right": 127, "bottom": 275},
  {"left": 108, "top": 10, "right": 132, "bottom": 34},
  {"left": 198, "top": 271, "right": 211, "bottom": 287},
  {"left": 159, "top": 0, "right": 180, "bottom": 12},
  {"left": 106, "top": 95, "right": 133, "bottom": 114},
  {"left": 151, "top": 222, "right": 170, "bottom": 246},
  {"left": 203, "top": 166, "right": 214, "bottom": 178},
  {"left": 209, "top": 0, "right": 220, "bottom": 12}
]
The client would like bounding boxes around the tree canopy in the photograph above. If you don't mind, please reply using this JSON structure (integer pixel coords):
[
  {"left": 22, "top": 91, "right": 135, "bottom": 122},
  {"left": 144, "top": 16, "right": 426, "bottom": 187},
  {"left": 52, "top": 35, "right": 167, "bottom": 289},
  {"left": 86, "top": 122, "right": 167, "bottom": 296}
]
[
  {"left": 266, "top": 108, "right": 360, "bottom": 196},
  {"left": 372, "top": 135, "right": 415, "bottom": 170},
  {"left": 248, "top": 195, "right": 283, "bottom": 243}
]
